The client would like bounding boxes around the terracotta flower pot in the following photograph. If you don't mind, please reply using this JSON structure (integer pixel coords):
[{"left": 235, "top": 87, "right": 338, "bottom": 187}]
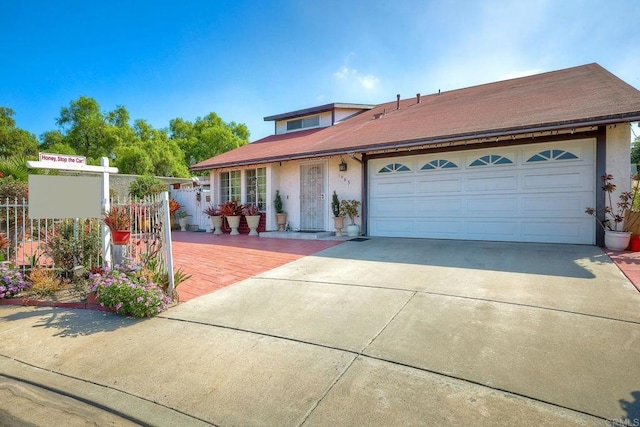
[
  {"left": 276, "top": 213, "right": 287, "bottom": 232},
  {"left": 111, "top": 230, "right": 131, "bottom": 245},
  {"left": 334, "top": 217, "right": 345, "bottom": 237}
]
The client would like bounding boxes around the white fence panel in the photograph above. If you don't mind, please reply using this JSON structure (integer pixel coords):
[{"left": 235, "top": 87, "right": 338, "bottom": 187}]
[{"left": 170, "top": 187, "right": 211, "bottom": 231}]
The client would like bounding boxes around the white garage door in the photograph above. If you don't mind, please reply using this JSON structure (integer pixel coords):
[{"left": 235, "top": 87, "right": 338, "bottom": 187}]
[{"left": 368, "top": 139, "right": 595, "bottom": 244}]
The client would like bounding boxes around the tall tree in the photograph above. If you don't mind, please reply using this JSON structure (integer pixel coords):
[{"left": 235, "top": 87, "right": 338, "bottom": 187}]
[
  {"left": 134, "top": 120, "right": 189, "bottom": 177},
  {"left": 114, "top": 145, "right": 153, "bottom": 175},
  {"left": 170, "top": 113, "right": 249, "bottom": 166},
  {"left": 40, "top": 130, "right": 76, "bottom": 154},
  {"left": 0, "top": 107, "right": 38, "bottom": 157},
  {"left": 55, "top": 96, "right": 120, "bottom": 161},
  {"left": 6, "top": 97, "right": 249, "bottom": 178}
]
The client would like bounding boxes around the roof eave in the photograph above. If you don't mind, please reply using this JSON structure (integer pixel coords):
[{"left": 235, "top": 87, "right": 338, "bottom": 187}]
[
  {"left": 264, "top": 103, "right": 376, "bottom": 122},
  {"left": 190, "top": 113, "right": 640, "bottom": 171}
]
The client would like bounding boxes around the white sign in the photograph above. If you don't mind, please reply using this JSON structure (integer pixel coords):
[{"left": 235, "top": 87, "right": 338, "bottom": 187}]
[
  {"left": 38, "top": 152, "right": 87, "bottom": 168},
  {"left": 28, "top": 175, "right": 102, "bottom": 219}
]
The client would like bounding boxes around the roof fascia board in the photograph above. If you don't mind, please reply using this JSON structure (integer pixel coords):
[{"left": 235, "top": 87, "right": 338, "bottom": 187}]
[{"left": 264, "top": 103, "right": 375, "bottom": 122}]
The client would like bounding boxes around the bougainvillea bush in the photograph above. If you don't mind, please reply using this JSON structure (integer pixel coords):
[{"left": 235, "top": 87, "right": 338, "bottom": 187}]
[
  {"left": 88, "top": 261, "right": 172, "bottom": 318},
  {"left": 0, "top": 264, "right": 31, "bottom": 298}
]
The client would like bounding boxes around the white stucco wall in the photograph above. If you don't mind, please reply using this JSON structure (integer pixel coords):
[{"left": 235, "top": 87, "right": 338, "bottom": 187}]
[
  {"left": 606, "top": 123, "right": 632, "bottom": 195},
  {"left": 271, "top": 160, "right": 298, "bottom": 229},
  {"left": 266, "top": 156, "right": 363, "bottom": 231},
  {"left": 327, "top": 156, "right": 362, "bottom": 226}
]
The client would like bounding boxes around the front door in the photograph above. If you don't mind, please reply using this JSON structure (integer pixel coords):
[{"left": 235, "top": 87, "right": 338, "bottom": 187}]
[{"left": 300, "top": 163, "right": 325, "bottom": 231}]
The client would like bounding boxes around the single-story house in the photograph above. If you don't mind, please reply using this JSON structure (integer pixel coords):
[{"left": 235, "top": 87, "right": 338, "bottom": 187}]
[{"left": 191, "top": 63, "right": 640, "bottom": 245}]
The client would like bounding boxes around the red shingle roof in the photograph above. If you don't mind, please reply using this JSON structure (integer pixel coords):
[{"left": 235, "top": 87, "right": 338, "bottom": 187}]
[{"left": 191, "top": 63, "right": 640, "bottom": 171}]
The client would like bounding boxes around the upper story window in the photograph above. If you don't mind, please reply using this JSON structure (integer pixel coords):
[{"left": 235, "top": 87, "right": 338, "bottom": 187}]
[{"left": 287, "top": 115, "right": 320, "bottom": 131}]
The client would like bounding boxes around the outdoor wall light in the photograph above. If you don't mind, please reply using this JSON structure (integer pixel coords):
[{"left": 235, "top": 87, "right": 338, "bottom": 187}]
[{"left": 339, "top": 158, "right": 347, "bottom": 171}]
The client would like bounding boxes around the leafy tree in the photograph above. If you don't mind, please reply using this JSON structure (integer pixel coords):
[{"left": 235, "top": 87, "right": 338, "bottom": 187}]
[
  {"left": 106, "top": 105, "right": 130, "bottom": 128},
  {"left": 170, "top": 113, "right": 249, "bottom": 166},
  {"left": 40, "top": 130, "right": 73, "bottom": 152},
  {"left": 0, "top": 107, "right": 38, "bottom": 157},
  {"left": 55, "top": 96, "right": 113, "bottom": 159},
  {"left": 134, "top": 120, "right": 189, "bottom": 177},
  {"left": 5, "top": 97, "right": 249, "bottom": 178},
  {"left": 115, "top": 145, "right": 153, "bottom": 175}
]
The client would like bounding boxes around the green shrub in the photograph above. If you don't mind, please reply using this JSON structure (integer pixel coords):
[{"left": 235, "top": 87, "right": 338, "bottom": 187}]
[
  {"left": 88, "top": 262, "right": 172, "bottom": 317},
  {"left": 0, "top": 174, "right": 28, "bottom": 200},
  {"left": 129, "top": 175, "right": 166, "bottom": 199},
  {"left": 44, "top": 219, "right": 102, "bottom": 270}
]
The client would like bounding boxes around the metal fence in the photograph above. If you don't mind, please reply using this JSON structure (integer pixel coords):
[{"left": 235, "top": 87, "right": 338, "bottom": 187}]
[
  {"left": 0, "top": 192, "right": 173, "bottom": 292},
  {"left": 109, "top": 193, "right": 173, "bottom": 284}
]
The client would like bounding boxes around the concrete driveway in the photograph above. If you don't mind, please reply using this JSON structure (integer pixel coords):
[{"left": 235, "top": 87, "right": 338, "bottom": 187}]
[{"left": 0, "top": 238, "right": 639, "bottom": 425}]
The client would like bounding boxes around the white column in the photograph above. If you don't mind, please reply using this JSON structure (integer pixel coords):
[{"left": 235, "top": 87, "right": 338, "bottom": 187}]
[
  {"left": 162, "top": 191, "right": 175, "bottom": 295},
  {"left": 101, "top": 157, "right": 112, "bottom": 268}
]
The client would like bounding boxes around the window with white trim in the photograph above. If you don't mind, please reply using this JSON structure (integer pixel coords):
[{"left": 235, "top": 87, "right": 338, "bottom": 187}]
[
  {"left": 245, "top": 168, "right": 266, "bottom": 210},
  {"left": 220, "top": 170, "right": 241, "bottom": 203},
  {"left": 287, "top": 115, "right": 320, "bottom": 131}
]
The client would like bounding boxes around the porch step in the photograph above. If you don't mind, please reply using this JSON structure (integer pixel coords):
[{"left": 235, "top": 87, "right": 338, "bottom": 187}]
[{"left": 259, "top": 231, "right": 345, "bottom": 240}]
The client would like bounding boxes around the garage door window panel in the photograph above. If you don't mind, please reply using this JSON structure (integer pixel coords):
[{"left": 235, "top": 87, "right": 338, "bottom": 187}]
[
  {"left": 420, "top": 159, "right": 458, "bottom": 170},
  {"left": 526, "top": 149, "right": 579, "bottom": 163},
  {"left": 379, "top": 163, "right": 411, "bottom": 173},
  {"left": 469, "top": 155, "right": 513, "bottom": 167}
]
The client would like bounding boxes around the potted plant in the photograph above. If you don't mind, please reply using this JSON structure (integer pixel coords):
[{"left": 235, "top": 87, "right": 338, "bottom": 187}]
[
  {"left": 219, "top": 200, "right": 244, "bottom": 235},
  {"left": 243, "top": 204, "right": 261, "bottom": 236},
  {"left": 175, "top": 210, "right": 190, "bottom": 232},
  {"left": 331, "top": 191, "right": 344, "bottom": 237},
  {"left": 340, "top": 199, "right": 361, "bottom": 237},
  {"left": 103, "top": 205, "right": 132, "bottom": 245},
  {"left": 585, "top": 173, "right": 640, "bottom": 250},
  {"left": 274, "top": 190, "right": 287, "bottom": 232},
  {"left": 203, "top": 204, "right": 223, "bottom": 235},
  {"left": 169, "top": 199, "right": 183, "bottom": 229}
]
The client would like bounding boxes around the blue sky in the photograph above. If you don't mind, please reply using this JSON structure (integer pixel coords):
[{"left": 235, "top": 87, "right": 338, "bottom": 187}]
[{"left": 3, "top": 0, "right": 640, "bottom": 143}]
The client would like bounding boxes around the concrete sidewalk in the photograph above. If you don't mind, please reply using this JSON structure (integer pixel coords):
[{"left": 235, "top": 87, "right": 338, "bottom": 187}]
[{"left": 0, "top": 239, "right": 639, "bottom": 425}]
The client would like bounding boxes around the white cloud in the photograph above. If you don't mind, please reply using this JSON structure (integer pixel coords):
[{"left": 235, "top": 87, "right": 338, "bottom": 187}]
[
  {"left": 333, "top": 66, "right": 351, "bottom": 80},
  {"left": 333, "top": 66, "right": 380, "bottom": 90},
  {"left": 358, "top": 74, "right": 380, "bottom": 89},
  {"left": 333, "top": 54, "right": 380, "bottom": 91}
]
